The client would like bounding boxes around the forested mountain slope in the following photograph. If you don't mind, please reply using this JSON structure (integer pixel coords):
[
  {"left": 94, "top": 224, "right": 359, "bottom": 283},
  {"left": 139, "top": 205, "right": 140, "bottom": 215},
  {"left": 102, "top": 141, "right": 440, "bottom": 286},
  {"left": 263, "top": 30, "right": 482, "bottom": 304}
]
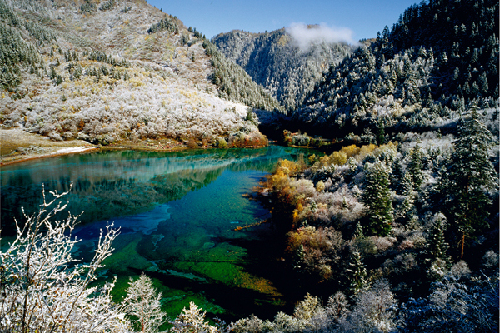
[
  {"left": 213, "top": 29, "right": 352, "bottom": 111},
  {"left": 293, "top": 0, "right": 499, "bottom": 139},
  {"left": 227, "top": 2, "right": 499, "bottom": 332},
  {"left": 0, "top": 0, "right": 280, "bottom": 148}
]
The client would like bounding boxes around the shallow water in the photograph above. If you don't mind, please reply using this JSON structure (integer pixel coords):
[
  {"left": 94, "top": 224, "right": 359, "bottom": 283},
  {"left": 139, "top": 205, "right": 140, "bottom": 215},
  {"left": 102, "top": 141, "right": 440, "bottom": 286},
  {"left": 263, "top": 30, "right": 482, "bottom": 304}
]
[{"left": 1, "top": 146, "right": 309, "bottom": 320}]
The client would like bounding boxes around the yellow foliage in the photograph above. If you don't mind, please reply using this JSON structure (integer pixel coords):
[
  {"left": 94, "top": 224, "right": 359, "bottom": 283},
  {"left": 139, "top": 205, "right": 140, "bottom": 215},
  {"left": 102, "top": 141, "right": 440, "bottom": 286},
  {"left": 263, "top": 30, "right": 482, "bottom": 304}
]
[
  {"left": 271, "top": 170, "right": 288, "bottom": 188},
  {"left": 377, "top": 141, "right": 398, "bottom": 153},
  {"left": 288, "top": 226, "right": 333, "bottom": 252},
  {"left": 308, "top": 154, "right": 318, "bottom": 164},
  {"left": 276, "top": 159, "right": 300, "bottom": 176},
  {"left": 287, "top": 227, "right": 312, "bottom": 250},
  {"left": 330, "top": 151, "right": 347, "bottom": 165},
  {"left": 316, "top": 180, "right": 325, "bottom": 192},
  {"left": 314, "top": 151, "right": 347, "bottom": 169},
  {"left": 355, "top": 143, "right": 377, "bottom": 161},
  {"left": 340, "top": 144, "right": 361, "bottom": 158}
]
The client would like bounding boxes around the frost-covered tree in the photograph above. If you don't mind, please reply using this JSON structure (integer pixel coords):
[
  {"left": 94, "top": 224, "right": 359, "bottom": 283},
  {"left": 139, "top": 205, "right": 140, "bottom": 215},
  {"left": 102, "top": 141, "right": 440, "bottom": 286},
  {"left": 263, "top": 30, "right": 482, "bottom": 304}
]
[
  {"left": 408, "top": 145, "right": 424, "bottom": 189},
  {"left": 402, "top": 273, "right": 499, "bottom": 333},
  {"left": 170, "top": 301, "right": 217, "bottom": 333},
  {"left": 362, "top": 161, "right": 393, "bottom": 236},
  {"left": 341, "top": 280, "right": 398, "bottom": 333},
  {"left": 124, "top": 273, "right": 166, "bottom": 333},
  {"left": 0, "top": 186, "right": 129, "bottom": 333},
  {"left": 440, "top": 109, "right": 497, "bottom": 258},
  {"left": 425, "top": 213, "right": 451, "bottom": 281},
  {"left": 345, "top": 249, "right": 368, "bottom": 298}
]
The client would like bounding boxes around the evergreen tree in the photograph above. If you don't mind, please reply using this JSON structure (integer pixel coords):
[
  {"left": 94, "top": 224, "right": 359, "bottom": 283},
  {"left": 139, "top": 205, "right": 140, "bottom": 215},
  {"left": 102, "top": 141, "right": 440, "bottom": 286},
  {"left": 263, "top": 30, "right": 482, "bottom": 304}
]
[
  {"left": 391, "top": 158, "right": 405, "bottom": 195},
  {"left": 50, "top": 66, "right": 56, "bottom": 79},
  {"left": 362, "top": 161, "right": 393, "bottom": 236},
  {"left": 440, "top": 108, "right": 497, "bottom": 258},
  {"left": 408, "top": 145, "right": 424, "bottom": 189},
  {"left": 376, "top": 121, "right": 386, "bottom": 145},
  {"left": 398, "top": 172, "right": 416, "bottom": 224},
  {"left": 345, "top": 249, "right": 368, "bottom": 298},
  {"left": 427, "top": 214, "right": 450, "bottom": 263},
  {"left": 353, "top": 221, "right": 364, "bottom": 239},
  {"left": 425, "top": 213, "right": 451, "bottom": 281}
]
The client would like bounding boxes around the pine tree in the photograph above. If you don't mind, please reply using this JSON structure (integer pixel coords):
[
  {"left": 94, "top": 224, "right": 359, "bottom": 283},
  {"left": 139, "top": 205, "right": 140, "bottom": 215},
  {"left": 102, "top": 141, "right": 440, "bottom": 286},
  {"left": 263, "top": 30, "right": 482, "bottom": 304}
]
[
  {"left": 398, "top": 172, "right": 416, "bottom": 224},
  {"left": 425, "top": 213, "right": 451, "bottom": 280},
  {"left": 440, "top": 108, "right": 497, "bottom": 258},
  {"left": 49, "top": 65, "right": 57, "bottom": 80},
  {"left": 391, "top": 158, "right": 405, "bottom": 195},
  {"left": 408, "top": 145, "right": 424, "bottom": 189},
  {"left": 353, "top": 221, "right": 364, "bottom": 239},
  {"left": 362, "top": 161, "right": 393, "bottom": 236},
  {"left": 345, "top": 249, "right": 368, "bottom": 298},
  {"left": 427, "top": 214, "right": 450, "bottom": 263}
]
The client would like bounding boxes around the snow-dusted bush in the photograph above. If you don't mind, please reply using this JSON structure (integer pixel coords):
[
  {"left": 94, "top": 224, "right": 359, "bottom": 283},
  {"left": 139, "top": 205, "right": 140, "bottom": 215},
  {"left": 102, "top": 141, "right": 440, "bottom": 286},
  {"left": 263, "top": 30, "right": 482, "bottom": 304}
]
[
  {"left": 286, "top": 226, "right": 343, "bottom": 280},
  {"left": 340, "top": 280, "right": 398, "bottom": 333},
  {"left": 0, "top": 186, "right": 129, "bottom": 332}
]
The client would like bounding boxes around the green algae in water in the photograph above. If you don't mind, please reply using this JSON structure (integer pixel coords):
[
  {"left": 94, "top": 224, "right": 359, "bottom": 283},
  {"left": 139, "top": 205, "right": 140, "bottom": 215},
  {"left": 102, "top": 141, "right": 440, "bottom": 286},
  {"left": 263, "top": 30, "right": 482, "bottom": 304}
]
[{"left": 1, "top": 146, "right": 313, "bottom": 320}]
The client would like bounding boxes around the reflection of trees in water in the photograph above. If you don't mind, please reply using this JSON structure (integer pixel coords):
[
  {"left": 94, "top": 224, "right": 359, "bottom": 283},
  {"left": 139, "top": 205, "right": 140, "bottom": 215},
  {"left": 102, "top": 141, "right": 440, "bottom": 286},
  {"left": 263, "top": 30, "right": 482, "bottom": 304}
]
[{"left": 1, "top": 146, "right": 310, "bottom": 235}]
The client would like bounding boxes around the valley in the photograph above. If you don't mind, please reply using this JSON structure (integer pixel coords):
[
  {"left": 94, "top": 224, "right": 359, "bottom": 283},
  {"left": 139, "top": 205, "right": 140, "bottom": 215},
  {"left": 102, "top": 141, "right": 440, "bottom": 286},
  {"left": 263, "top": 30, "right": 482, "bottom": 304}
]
[{"left": 0, "top": 0, "right": 498, "bottom": 332}]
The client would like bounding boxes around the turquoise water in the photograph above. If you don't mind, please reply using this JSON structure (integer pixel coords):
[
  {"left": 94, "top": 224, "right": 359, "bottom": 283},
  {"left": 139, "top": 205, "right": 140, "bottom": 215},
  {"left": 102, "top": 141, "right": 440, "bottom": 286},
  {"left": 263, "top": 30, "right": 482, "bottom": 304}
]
[{"left": 1, "top": 146, "right": 309, "bottom": 320}]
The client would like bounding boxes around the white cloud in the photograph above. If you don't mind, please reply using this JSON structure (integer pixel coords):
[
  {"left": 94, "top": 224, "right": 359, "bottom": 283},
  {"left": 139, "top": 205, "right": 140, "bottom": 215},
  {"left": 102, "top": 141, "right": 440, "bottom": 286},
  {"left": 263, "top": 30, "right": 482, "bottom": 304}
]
[{"left": 286, "top": 22, "right": 357, "bottom": 50}]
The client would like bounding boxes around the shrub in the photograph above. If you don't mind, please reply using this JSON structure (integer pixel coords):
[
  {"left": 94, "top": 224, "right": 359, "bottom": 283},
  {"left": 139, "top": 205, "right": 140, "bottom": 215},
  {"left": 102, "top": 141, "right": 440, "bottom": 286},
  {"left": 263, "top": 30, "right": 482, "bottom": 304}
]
[
  {"left": 217, "top": 137, "right": 228, "bottom": 148},
  {"left": 0, "top": 186, "right": 129, "bottom": 332},
  {"left": 187, "top": 137, "right": 198, "bottom": 149},
  {"left": 287, "top": 226, "right": 343, "bottom": 280}
]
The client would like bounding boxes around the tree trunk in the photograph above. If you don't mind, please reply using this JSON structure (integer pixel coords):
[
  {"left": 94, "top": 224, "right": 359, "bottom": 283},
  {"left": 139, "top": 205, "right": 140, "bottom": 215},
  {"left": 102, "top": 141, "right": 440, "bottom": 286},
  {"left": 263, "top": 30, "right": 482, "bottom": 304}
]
[{"left": 460, "top": 232, "right": 465, "bottom": 259}]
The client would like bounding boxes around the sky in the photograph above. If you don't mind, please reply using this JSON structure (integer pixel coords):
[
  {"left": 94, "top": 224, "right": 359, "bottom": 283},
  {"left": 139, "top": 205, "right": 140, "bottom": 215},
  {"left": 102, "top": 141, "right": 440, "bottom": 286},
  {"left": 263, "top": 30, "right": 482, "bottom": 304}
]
[{"left": 147, "top": 0, "right": 419, "bottom": 42}]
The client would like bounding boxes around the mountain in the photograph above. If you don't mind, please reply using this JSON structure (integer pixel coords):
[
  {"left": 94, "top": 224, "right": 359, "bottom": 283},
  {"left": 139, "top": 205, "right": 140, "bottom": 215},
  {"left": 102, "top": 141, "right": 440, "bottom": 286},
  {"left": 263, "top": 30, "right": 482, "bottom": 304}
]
[
  {"left": 213, "top": 28, "right": 353, "bottom": 111},
  {"left": 0, "top": 0, "right": 281, "bottom": 149},
  {"left": 291, "top": 0, "right": 499, "bottom": 139}
]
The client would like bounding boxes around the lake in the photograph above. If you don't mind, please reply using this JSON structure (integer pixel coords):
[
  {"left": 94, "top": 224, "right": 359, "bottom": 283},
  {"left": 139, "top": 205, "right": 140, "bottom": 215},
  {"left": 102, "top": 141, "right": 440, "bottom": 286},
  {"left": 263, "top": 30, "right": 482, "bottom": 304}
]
[{"left": 1, "top": 146, "right": 310, "bottom": 321}]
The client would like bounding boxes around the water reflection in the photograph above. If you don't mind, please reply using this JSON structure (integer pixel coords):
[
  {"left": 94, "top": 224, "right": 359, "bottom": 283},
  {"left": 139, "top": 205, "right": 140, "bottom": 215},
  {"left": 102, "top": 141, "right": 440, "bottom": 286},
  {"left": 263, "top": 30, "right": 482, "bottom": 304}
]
[{"left": 1, "top": 146, "right": 305, "bottom": 233}]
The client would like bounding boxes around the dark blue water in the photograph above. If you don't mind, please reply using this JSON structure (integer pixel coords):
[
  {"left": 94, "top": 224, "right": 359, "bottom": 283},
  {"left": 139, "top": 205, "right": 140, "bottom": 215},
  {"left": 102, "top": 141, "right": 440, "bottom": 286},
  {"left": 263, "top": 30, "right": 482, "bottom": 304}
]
[{"left": 1, "top": 146, "right": 309, "bottom": 320}]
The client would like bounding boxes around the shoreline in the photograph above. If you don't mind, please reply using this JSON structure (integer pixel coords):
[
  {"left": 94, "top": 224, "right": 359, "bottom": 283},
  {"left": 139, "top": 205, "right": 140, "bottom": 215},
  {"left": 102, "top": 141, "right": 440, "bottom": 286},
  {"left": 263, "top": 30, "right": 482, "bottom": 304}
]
[
  {"left": 0, "top": 128, "right": 270, "bottom": 166},
  {"left": 0, "top": 147, "right": 101, "bottom": 166}
]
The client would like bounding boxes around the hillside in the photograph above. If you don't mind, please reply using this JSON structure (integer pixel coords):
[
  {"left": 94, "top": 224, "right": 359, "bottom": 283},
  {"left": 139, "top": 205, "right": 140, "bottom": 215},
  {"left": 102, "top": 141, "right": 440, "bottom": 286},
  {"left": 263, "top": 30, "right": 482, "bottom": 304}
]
[
  {"left": 0, "top": 0, "right": 281, "bottom": 154},
  {"left": 213, "top": 28, "right": 352, "bottom": 111},
  {"left": 224, "top": 1, "right": 499, "bottom": 332},
  {"left": 291, "top": 0, "right": 499, "bottom": 141}
]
